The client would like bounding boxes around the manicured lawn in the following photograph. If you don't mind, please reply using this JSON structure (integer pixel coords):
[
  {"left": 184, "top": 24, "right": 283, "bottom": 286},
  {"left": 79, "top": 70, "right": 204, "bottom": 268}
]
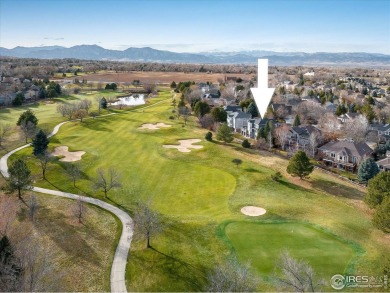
[
  {"left": 224, "top": 221, "right": 357, "bottom": 278},
  {"left": 4, "top": 89, "right": 390, "bottom": 291}
]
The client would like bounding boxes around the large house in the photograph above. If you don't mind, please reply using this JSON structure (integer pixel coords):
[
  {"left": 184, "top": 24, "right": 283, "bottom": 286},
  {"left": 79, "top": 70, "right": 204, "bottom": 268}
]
[
  {"left": 369, "top": 123, "right": 390, "bottom": 142},
  {"left": 287, "top": 125, "right": 322, "bottom": 149},
  {"left": 227, "top": 111, "right": 252, "bottom": 132},
  {"left": 376, "top": 151, "right": 390, "bottom": 172},
  {"left": 242, "top": 118, "right": 276, "bottom": 139},
  {"left": 318, "top": 140, "right": 373, "bottom": 171}
]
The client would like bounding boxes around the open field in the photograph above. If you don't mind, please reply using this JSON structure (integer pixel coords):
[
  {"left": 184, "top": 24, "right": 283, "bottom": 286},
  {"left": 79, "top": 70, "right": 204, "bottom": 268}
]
[
  {"left": 3, "top": 89, "right": 389, "bottom": 291},
  {"left": 80, "top": 71, "right": 254, "bottom": 84},
  {"left": 0, "top": 192, "right": 119, "bottom": 291}
]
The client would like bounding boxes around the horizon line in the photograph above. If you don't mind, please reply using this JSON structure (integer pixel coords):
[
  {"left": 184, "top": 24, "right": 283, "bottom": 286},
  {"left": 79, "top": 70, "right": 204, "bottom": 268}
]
[{"left": 0, "top": 44, "right": 389, "bottom": 56}]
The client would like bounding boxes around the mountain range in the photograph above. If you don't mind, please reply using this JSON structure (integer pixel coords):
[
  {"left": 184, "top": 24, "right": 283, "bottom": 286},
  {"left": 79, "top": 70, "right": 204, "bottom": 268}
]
[{"left": 1, "top": 45, "right": 389, "bottom": 67}]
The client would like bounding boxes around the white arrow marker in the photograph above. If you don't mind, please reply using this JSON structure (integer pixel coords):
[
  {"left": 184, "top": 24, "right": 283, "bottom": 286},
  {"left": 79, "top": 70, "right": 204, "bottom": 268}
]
[{"left": 250, "top": 59, "right": 275, "bottom": 119}]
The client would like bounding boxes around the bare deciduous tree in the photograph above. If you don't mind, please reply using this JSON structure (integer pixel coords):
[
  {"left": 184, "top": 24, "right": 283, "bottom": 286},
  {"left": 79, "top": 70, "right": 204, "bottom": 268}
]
[
  {"left": 37, "top": 151, "right": 51, "bottom": 179},
  {"left": 199, "top": 113, "right": 215, "bottom": 129},
  {"left": 79, "top": 99, "right": 92, "bottom": 113},
  {"left": 28, "top": 194, "right": 39, "bottom": 222},
  {"left": 275, "top": 124, "right": 290, "bottom": 150},
  {"left": 0, "top": 123, "right": 12, "bottom": 147},
  {"left": 19, "top": 121, "right": 37, "bottom": 143},
  {"left": 274, "top": 250, "right": 326, "bottom": 292},
  {"left": 15, "top": 236, "right": 62, "bottom": 292},
  {"left": 308, "top": 132, "right": 321, "bottom": 158},
  {"left": 317, "top": 112, "right": 341, "bottom": 140},
  {"left": 0, "top": 196, "right": 17, "bottom": 237},
  {"left": 142, "top": 82, "right": 156, "bottom": 94},
  {"left": 73, "top": 109, "right": 88, "bottom": 122},
  {"left": 72, "top": 196, "right": 87, "bottom": 224},
  {"left": 207, "top": 256, "right": 259, "bottom": 292},
  {"left": 344, "top": 115, "right": 368, "bottom": 143},
  {"left": 94, "top": 167, "right": 122, "bottom": 198},
  {"left": 66, "top": 163, "right": 81, "bottom": 188},
  {"left": 179, "top": 106, "right": 191, "bottom": 126},
  {"left": 133, "top": 202, "right": 162, "bottom": 248}
]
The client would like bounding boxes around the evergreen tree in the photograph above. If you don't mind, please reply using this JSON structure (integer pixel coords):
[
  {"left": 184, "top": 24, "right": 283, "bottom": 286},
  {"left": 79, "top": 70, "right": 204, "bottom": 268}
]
[
  {"left": 293, "top": 115, "right": 301, "bottom": 126},
  {"left": 170, "top": 81, "right": 177, "bottom": 89},
  {"left": 257, "top": 127, "right": 266, "bottom": 140},
  {"left": 372, "top": 197, "right": 390, "bottom": 233},
  {"left": 32, "top": 129, "right": 49, "bottom": 157},
  {"left": 38, "top": 88, "right": 47, "bottom": 99},
  {"left": 16, "top": 109, "right": 38, "bottom": 126},
  {"left": 247, "top": 102, "right": 259, "bottom": 118},
  {"left": 194, "top": 101, "right": 210, "bottom": 117},
  {"left": 242, "top": 139, "right": 251, "bottom": 148},
  {"left": 211, "top": 107, "right": 227, "bottom": 122},
  {"left": 12, "top": 93, "right": 25, "bottom": 106},
  {"left": 365, "top": 172, "right": 390, "bottom": 208},
  {"left": 205, "top": 131, "right": 213, "bottom": 141},
  {"left": 286, "top": 150, "right": 314, "bottom": 179},
  {"left": 6, "top": 159, "right": 33, "bottom": 199},
  {"left": 357, "top": 157, "right": 380, "bottom": 184},
  {"left": 100, "top": 97, "right": 108, "bottom": 109},
  {"left": 335, "top": 104, "right": 347, "bottom": 116},
  {"left": 0, "top": 235, "right": 21, "bottom": 289},
  {"left": 216, "top": 123, "right": 233, "bottom": 143}
]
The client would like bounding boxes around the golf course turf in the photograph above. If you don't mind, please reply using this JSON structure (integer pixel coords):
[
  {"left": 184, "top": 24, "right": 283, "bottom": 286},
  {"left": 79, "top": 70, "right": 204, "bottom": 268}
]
[
  {"left": 224, "top": 221, "right": 358, "bottom": 277},
  {"left": 4, "top": 89, "right": 390, "bottom": 291}
]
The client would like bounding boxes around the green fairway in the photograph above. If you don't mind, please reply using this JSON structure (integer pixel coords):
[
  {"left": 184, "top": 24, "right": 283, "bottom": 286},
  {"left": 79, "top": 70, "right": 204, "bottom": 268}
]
[
  {"left": 224, "top": 221, "right": 357, "bottom": 278},
  {"left": 4, "top": 89, "right": 390, "bottom": 291}
]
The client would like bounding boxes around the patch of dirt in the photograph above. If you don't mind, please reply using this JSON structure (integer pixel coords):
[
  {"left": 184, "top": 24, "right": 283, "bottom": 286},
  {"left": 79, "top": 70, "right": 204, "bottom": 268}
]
[
  {"left": 241, "top": 206, "right": 267, "bottom": 216},
  {"left": 138, "top": 123, "right": 171, "bottom": 130},
  {"left": 163, "top": 139, "right": 203, "bottom": 153},
  {"left": 52, "top": 146, "right": 85, "bottom": 162}
]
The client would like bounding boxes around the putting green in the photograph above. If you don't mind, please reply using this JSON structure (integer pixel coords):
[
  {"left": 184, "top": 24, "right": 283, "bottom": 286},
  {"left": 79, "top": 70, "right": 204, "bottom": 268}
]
[{"left": 224, "top": 221, "right": 357, "bottom": 279}]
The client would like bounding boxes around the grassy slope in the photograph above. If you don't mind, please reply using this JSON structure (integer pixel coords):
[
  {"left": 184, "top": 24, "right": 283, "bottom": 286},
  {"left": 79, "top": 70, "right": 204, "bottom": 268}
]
[
  {"left": 5, "top": 90, "right": 390, "bottom": 291},
  {"left": 1, "top": 192, "right": 119, "bottom": 291}
]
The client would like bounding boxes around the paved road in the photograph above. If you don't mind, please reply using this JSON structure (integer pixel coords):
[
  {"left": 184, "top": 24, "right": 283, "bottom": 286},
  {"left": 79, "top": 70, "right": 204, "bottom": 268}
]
[
  {"left": 0, "top": 96, "right": 172, "bottom": 292},
  {"left": 1, "top": 123, "right": 134, "bottom": 292}
]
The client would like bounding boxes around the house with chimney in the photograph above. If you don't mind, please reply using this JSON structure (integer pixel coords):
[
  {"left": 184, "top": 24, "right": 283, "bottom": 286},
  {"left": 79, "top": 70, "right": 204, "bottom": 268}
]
[{"left": 318, "top": 140, "right": 373, "bottom": 171}]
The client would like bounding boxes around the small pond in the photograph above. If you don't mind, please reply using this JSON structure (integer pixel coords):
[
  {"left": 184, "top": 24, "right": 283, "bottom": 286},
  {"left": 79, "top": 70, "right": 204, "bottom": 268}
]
[{"left": 110, "top": 94, "right": 145, "bottom": 106}]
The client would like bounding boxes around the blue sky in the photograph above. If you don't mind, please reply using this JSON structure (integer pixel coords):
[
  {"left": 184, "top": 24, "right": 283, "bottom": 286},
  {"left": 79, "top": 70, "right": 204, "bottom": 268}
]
[{"left": 0, "top": 0, "right": 389, "bottom": 53}]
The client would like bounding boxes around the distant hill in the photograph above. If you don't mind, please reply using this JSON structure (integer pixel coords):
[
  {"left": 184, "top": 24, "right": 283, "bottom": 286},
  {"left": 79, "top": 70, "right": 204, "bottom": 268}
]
[{"left": 1, "top": 45, "right": 389, "bottom": 67}]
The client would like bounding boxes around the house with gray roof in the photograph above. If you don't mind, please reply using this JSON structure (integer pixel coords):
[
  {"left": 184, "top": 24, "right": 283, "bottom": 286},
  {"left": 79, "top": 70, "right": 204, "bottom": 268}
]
[
  {"left": 227, "top": 111, "right": 252, "bottom": 132},
  {"left": 318, "top": 140, "right": 373, "bottom": 171},
  {"left": 287, "top": 125, "right": 322, "bottom": 149},
  {"left": 376, "top": 151, "right": 390, "bottom": 172},
  {"left": 337, "top": 113, "right": 361, "bottom": 123},
  {"left": 369, "top": 123, "right": 390, "bottom": 142}
]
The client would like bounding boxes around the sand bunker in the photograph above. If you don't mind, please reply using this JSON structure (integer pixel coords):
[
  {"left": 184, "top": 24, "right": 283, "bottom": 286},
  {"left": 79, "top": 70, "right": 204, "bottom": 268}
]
[
  {"left": 139, "top": 123, "right": 171, "bottom": 130},
  {"left": 163, "top": 139, "right": 203, "bottom": 153},
  {"left": 52, "top": 146, "right": 85, "bottom": 162},
  {"left": 241, "top": 206, "right": 267, "bottom": 216}
]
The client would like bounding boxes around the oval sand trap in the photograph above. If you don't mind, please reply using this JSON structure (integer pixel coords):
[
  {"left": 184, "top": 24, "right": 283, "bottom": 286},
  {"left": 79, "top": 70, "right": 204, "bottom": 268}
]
[
  {"left": 163, "top": 139, "right": 203, "bottom": 153},
  {"left": 241, "top": 206, "right": 267, "bottom": 216},
  {"left": 52, "top": 146, "right": 85, "bottom": 162},
  {"left": 139, "top": 123, "right": 171, "bottom": 130}
]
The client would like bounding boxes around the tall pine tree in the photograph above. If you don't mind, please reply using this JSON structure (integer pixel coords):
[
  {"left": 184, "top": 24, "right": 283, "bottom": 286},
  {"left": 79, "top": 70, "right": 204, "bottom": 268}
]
[
  {"left": 293, "top": 114, "right": 301, "bottom": 126},
  {"left": 32, "top": 129, "right": 49, "bottom": 157},
  {"left": 287, "top": 150, "right": 314, "bottom": 179},
  {"left": 358, "top": 157, "right": 380, "bottom": 184}
]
